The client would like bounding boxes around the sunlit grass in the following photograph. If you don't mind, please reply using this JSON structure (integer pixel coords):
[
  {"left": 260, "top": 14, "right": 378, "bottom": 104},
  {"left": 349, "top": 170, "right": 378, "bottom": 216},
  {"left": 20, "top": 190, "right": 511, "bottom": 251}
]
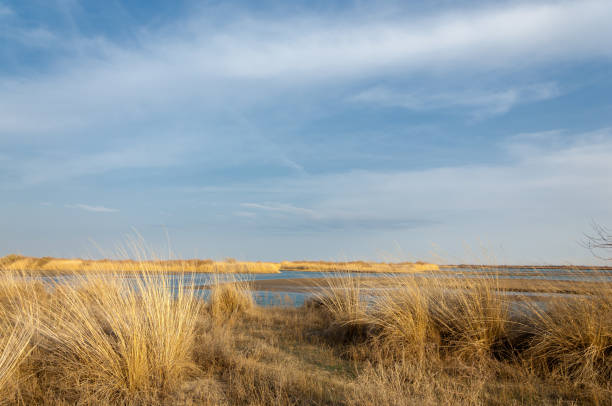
[
  {"left": 0, "top": 258, "right": 609, "bottom": 404},
  {"left": 281, "top": 260, "right": 439, "bottom": 272},
  {"left": 0, "top": 254, "right": 281, "bottom": 274}
]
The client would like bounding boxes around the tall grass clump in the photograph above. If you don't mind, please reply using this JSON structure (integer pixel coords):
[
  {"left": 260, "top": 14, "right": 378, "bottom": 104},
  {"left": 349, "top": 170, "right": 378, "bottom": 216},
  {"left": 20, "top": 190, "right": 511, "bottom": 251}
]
[
  {"left": 0, "top": 324, "right": 34, "bottom": 402},
  {"left": 524, "top": 281, "right": 612, "bottom": 384},
  {"left": 314, "top": 273, "right": 367, "bottom": 322},
  {"left": 317, "top": 273, "right": 512, "bottom": 360},
  {"left": 311, "top": 273, "right": 374, "bottom": 344},
  {"left": 428, "top": 277, "right": 510, "bottom": 359},
  {"left": 0, "top": 271, "right": 39, "bottom": 403},
  {"left": 33, "top": 271, "right": 201, "bottom": 404},
  {"left": 208, "top": 276, "right": 254, "bottom": 320},
  {"left": 366, "top": 277, "right": 438, "bottom": 360}
]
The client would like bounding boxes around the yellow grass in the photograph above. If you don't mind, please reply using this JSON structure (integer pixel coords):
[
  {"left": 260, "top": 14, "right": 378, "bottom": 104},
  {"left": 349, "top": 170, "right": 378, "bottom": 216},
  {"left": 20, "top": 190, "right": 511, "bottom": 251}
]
[
  {"left": 281, "top": 260, "right": 439, "bottom": 272},
  {"left": 208, "top": 276, "right": 254, "bottom": 320},
  {"left": 0, "top": 263, "right": 610, "bottom": 404},
  {"left": 0, "top": 254, "right": 281, "bottom": 274}
]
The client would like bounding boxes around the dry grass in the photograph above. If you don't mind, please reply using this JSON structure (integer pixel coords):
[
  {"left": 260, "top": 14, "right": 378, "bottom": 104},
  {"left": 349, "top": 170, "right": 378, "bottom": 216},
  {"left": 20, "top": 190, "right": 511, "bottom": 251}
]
[
  {"left": 32, "top": 273, "right": 201, "bottom": 404},
  {"left": 314, "top": 271, "right": 612, "bottom": 404},
  {"left": 0, "top": 265, "right": 610, "bottom": 405},
  {"left": 281, "top": 260, "right": 439, "bottom": 272},
  {"left": 523, "top": 282, "right": 612, "bottom": 385},
  {"left": 0, "top": 269, "right": 203, "bottom": 405},
  {"left": 0, "top": 254, "right": 281, "bottom": 274},
  {"left": 208, "top": 277, "right": 254, "bottom": 320}
]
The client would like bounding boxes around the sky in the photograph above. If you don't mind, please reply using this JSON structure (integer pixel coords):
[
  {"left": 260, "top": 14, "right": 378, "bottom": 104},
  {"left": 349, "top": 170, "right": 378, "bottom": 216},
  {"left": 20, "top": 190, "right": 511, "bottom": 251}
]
[{"left": 1, "top": 0, "right": 612, "bottom": 264}]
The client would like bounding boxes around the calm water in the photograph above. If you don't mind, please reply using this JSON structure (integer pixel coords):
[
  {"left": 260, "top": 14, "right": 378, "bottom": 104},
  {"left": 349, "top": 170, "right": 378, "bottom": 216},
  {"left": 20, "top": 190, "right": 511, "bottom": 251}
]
[{"left": 34, "top": 267, "right": 612, "bottom": 307}]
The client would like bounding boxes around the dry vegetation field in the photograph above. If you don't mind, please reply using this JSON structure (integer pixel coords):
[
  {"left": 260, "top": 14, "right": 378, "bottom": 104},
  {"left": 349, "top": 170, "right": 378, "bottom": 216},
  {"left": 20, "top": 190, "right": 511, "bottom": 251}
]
[
  {"left": 0, "top": 255, "right": 441, "bottom": 274},
  {"left": 0, "top": 266, "right": 610, "bottom": 405},
  {"left": 0, "top": 255, "right": 281, "bottom": 274},
  {"left": 280, "top": 260, "right": 439, "bottom": 272}
]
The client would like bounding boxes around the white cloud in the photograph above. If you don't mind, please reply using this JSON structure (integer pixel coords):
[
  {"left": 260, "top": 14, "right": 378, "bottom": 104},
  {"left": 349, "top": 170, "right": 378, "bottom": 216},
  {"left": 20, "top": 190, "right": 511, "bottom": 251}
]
[
  {"left": 224, "top": 128, "right": 612, "bottom": 231},
  {"left": 1, "top": 1, "right": 611, "bottom": 137},
  {"left": 66, "top": 204, "right": 118, "bottom": 213},
  {"left": 349, "top": 83, "right": 561, "bottom": 118}
]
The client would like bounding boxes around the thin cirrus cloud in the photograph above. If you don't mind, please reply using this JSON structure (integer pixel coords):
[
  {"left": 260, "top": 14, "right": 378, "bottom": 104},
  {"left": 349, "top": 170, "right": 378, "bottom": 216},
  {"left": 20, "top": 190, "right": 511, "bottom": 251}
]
[
  {"left": 65, "top": 204, "right": 118, "bottom": 213},
  {"left": 349, "top": 83, "right": 561, "bottom": 118},
  {"left": 230, "top": 128, "right": 612, "bottom": 233}
]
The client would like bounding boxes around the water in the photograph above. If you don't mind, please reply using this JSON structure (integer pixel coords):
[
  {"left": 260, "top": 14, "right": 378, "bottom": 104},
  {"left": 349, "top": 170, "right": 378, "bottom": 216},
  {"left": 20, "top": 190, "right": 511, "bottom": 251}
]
[{"left": 32, "top": 268, "right": 611, "bottom": 307}]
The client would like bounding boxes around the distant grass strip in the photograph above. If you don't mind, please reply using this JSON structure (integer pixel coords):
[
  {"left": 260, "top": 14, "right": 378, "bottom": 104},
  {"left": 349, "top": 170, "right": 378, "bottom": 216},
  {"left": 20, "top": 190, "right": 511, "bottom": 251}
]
[
  {"left": 0, "top": 255, "right": 281, "bottom": 274},
  {"left": 281, "top": 260, "right": 439, "bottom": 272}
]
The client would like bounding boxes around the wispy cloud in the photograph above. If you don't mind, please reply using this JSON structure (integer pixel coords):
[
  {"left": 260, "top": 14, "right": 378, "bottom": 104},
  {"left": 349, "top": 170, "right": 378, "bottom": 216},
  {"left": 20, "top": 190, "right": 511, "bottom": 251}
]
[
  {"left": 0, "top": 3, "right": 12, "bottom": 17},
  {"left": 65, "top": 204, "right": 118, "bottom": 213},
  {"left": 1, "top": 1, "right": 611, "bottom": 137},
  {"left": 349, "top": 83, "right": 561, "bottom": 118},
  {"left": 241, "top": 202, "right": 318, "bottom": 218},
  {"left": 218, "top": 128, "right": 612, "bottom": 238}
]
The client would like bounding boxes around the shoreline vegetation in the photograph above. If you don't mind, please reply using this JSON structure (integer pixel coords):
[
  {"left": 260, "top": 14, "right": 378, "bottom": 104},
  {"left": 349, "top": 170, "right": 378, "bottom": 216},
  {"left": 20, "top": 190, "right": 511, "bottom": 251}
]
[
  {"left": 0, "top": 264, "right": 610, "bottom": 404},
  {"left": 441, "top": 264, "right": 612, "bottom": 270},
  {"left": 3, "top": 254, "right": 611, "bottom": 275},
  {"left": 280, "top": 260, "right": 439, "bottom": 272},
  {"left": 0, "top": 255, "right": 441, "bottom": 274},
  {"left": 0, "top": 255, "right": 282, "bottom": 274}
]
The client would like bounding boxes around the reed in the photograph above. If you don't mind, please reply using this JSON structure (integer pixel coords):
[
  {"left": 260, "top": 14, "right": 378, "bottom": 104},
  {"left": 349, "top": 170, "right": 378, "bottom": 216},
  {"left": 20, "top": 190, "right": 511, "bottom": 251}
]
[
  {"left": 0, "top": 260, "right": 610, "bottom": 404},
  {"left": 281, "top": 260, "right": 439, "bottom": 272},
  {"left": 0, "top": 254, "right": 281, "bottom": 274},
  {"left": 523, "top": 281, "right": 612, "bottom": 384},
  {"left": 208, "top": 276, "right": 254, "bottom": 319},
  {"left": 32, "top": 271, "right": 201, "bottom": 404}
]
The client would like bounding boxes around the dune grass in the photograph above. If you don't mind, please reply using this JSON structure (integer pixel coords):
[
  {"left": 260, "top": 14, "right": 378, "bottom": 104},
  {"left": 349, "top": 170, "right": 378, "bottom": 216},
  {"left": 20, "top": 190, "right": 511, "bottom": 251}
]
[
  {"left": 0, "top": 266, "right": 610, "bottom": 404},
  {"left": 208, "top": 276, "right": 254, "bottom": 320}
]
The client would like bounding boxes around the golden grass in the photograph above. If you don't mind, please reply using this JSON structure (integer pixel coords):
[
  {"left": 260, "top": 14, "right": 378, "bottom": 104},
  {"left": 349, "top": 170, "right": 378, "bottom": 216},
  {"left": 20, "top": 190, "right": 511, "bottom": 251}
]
[
  {"left": 281, "top": 260, "right": 439, "bottom": 272},
  {"left": 523, "top": 281, "right": 612, "bottom": 384},
  {"left": 0, "top": 254, "right": 281, "bottom": 274},
  {"left": 315, "top": 271, "right": 612, "bottom": 402},
  {"left": 34, "top": 274, "right": 201, "bottom": 403},
  {"left": 208, "top": 276, "right": 254, "bottom": 320},
  {"left": 0, "top": 264, "right": 610, "bottom": 404}
]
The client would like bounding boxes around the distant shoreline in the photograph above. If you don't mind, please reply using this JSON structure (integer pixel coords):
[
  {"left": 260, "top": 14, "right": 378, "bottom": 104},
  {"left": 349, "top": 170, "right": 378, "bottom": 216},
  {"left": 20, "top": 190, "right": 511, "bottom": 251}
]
[{"left": 439, "top": 264, "right": 612, "bottom": 270}]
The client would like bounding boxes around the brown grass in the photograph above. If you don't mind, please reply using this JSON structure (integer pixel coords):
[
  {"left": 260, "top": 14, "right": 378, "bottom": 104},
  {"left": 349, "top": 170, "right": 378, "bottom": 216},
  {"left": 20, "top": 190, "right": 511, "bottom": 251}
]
[
  {"left": 208, "top": 276, "right": 254, "bottom": 320},
  {"left": 0, "top": 254, "right": 281, "bottom": 274},
  {"left": 0, "top": 266, "right": 610, "bottom": 405},
  {"left": 281, "top": 260, "right": 439, "bottom": 272}
]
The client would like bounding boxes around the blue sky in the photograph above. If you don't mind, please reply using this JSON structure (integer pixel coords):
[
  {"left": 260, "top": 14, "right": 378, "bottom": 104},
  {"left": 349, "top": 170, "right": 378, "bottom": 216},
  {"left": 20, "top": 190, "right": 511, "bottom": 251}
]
[{"left": 1, "top": 0, "right": 612, "bottom": 264}]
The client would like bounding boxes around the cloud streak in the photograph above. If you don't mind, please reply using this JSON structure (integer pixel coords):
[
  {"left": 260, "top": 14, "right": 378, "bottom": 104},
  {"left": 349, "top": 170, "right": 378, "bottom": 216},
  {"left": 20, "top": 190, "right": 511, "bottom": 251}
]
[
  {"left": 65, "top": 204, "right": 119, "bottom": 213},
  {"left": 350, "top": 83, "right": 561, "bottom": 118},
  {"left": 1, "top": 1, "right": 611, "bottom": 137}
]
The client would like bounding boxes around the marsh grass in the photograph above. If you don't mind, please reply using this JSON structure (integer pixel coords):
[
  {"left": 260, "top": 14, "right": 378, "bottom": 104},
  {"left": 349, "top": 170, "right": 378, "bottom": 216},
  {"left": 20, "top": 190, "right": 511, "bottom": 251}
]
[
  {"left": 523, "top": 281, "right": 612, "bottom": 384},
  {"left": 0, "top": 261, "right": 610, "bottom": 405},
  {"left": 0, "top": 254, "right": 281, "bottom": 274},
  {"left": 0, "top": 268, "right": 204, "bottom": 405},
  {"left": 208, "top": 276, "right": 254, "bottom": 320},
  {"left": 35, "top": 273, "right": 201, "bottom": 403},
  {"left": 314, "top": 269, "right": 612, "bottom": 403},
  {"left": 282, "top": 260, "right": 438, "bottom": 272}
]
